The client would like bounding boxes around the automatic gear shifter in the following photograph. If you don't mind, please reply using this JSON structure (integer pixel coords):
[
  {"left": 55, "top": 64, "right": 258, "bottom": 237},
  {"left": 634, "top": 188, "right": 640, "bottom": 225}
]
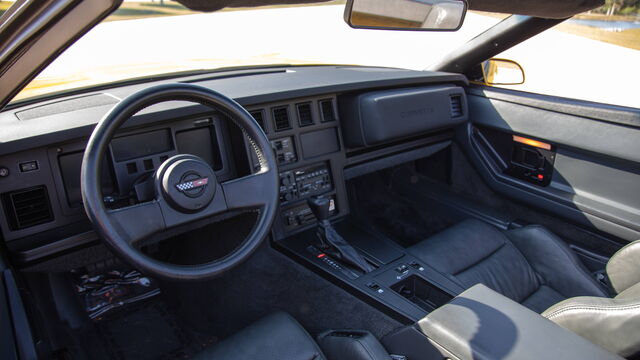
[{"left": 308, "top": 196, "right": 374, "bottom": 273}]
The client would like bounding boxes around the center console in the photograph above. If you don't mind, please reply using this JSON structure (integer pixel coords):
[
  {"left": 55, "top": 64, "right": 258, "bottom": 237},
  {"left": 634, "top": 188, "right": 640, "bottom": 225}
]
[
  {"left": 278, "top": 219, "right": 464, "bottom": 322},
  {"left": 403, "top": 284, "right": 623, "bottom": 360},
  {"left": 257, "top": 86, "right": 472, "bottom": 324}
]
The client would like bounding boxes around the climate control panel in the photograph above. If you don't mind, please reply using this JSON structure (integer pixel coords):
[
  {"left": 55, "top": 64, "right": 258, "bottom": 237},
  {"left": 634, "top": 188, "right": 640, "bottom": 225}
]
[{"left": 279, "top": 162, "right": 332, "bottom": 204}]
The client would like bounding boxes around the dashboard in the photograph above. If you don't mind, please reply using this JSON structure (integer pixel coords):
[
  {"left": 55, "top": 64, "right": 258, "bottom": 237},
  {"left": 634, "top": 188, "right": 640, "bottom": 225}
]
[{"left": 0, "top": 65, "right": 468, "bottom": 264}]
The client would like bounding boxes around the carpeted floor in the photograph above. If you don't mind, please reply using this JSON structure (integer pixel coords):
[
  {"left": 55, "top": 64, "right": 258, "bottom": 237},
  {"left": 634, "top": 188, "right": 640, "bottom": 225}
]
[{"left": 160, "top": 239, "right": 403, "bottom": 341}]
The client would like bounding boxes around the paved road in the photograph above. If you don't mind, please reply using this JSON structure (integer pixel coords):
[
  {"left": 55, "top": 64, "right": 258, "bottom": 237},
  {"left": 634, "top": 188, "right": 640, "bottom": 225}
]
[{"left": 36, "top": 5, "right": 639, "bottom": 107}]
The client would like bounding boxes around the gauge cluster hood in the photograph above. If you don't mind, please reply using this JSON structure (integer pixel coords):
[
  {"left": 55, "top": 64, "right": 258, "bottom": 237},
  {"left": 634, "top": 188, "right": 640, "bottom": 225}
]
[{"left": 175, "top": 0, "right": 603, "bottom": 19}]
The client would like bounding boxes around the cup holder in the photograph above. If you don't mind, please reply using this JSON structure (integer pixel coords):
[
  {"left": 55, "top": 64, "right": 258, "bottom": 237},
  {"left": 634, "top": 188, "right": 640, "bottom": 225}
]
[{"left": 391, "top": 275, "right": 453, "bottom": 312}]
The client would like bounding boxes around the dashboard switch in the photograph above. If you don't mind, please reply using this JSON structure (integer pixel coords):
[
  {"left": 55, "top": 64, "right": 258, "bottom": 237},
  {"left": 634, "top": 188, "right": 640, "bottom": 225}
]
[
  {"left": 0, "top": 166, "right": 9, "bottom": 178},
  {"left": 19, "top": 161, "right": 38, "bottom": 172}
]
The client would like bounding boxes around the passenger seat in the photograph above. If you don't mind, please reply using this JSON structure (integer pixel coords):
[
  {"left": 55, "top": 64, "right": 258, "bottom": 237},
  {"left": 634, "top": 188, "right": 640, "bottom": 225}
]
[
  {"left": 408, "top": 219, "right": 640, "bottom": 357},
  {"left": 407, "top": 219, "right": 608, "bottom": 313}
]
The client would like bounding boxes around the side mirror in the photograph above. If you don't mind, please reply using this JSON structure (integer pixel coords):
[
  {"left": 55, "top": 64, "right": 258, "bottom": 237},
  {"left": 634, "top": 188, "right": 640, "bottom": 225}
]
[
  {"left": 480, "top": 58, "right": 525, "bottom": 85},
  {"left": 344, "top": 0, "right": 467, "bottom": 31}
]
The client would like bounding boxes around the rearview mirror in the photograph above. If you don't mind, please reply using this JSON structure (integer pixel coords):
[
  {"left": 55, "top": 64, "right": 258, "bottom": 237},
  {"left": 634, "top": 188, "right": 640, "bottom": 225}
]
[
  {"left": 481, "top": 58, "right": 525, "bottom": 85},
  {"left": 344, "top": 0, "right": 467, "bottom": 31}
]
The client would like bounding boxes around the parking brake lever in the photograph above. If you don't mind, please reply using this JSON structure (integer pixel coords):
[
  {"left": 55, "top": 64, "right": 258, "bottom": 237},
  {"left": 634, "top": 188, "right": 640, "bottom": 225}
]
[{"left": 308, "top": 196, "right": 374, "bottom": 273}]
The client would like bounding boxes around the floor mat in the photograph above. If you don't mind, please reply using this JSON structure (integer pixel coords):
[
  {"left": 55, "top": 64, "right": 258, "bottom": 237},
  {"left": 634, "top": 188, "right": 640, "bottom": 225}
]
[
  {"left": 83, "top": 300, "right": 217, "bottom": 360},
  {"left": 161, "top": 242, "right": 403, "bottom": 340}
]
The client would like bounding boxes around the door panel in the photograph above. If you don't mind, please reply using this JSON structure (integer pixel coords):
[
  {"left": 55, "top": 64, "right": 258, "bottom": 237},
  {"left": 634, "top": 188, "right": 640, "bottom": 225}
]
[{"left": 460, "top": 86, "right": 640, "bottom": 242}]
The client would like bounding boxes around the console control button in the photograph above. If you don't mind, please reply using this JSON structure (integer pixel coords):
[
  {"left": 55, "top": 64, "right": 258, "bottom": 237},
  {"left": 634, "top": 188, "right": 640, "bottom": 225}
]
[
  {"left": 366, "top": 282, "right": 384, "bottom": 294},
  {"left": 395, "top": 264, "right": 409, "bottom": 274}
]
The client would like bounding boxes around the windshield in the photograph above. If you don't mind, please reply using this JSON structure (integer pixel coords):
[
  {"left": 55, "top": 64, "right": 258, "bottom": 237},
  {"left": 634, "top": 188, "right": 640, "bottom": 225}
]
[{"left": 11, "top": 1, "right": 505, "bottom": 102}]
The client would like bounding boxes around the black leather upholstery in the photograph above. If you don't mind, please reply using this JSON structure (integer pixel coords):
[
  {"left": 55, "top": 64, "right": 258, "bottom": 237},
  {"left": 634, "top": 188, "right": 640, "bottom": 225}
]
[
  {"left": 317, "top": 330, "right": 391, "bottom": 360},
  {"left": 408, "top": 219, "right": 607, "bottom": 313},
  {"left": 193, "top": 312, "right": 326, "bottom": 360}
]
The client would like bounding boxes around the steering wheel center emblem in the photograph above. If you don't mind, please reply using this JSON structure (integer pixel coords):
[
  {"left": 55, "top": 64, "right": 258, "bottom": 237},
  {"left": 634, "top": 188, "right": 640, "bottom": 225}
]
[{"left": 176, "top": 172, "right": 209, "bottom": 198}]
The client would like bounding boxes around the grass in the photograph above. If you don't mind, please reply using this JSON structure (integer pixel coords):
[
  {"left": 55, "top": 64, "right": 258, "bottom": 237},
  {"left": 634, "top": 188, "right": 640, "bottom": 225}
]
[
  {"left": 573, "top": 12, "right": 639, "bottom": 21},
  {"left": 0, "top": 1, "right": 12, "bottom": 16},
  {"left": 554, "top": 23, "right": 640, "bottom": 50},
  {"left": 105, "top": 0, "right": 345, "bottom": 22},
  {"left": 470, "top": 10, "right": 639, "bottom": 50},
  {"left": 0, "top": 1, "right": 346, "bottom": 21},
  {"left": 105, "top": 2, "right": 199, "bottom": 21}
]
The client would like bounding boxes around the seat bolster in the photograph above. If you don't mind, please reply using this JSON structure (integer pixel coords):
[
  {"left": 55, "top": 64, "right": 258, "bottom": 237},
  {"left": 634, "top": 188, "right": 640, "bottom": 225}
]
[
  {"left": 193, "top": 312, "right": 326, "bottom": 360},
  {"left": 506, "top": 225, "right": 608, "bottom": 298},
  {"left": 543, "top": 295, "right": 640, "bottom": 358},
  {"left": 606, "top": 240, "right": 640, "bottom": 294}
]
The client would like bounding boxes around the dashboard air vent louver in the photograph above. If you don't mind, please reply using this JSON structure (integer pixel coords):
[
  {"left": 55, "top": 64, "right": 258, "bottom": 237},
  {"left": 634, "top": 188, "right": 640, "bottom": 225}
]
[
  {"left": 319, "top": 99, "right": 336, "bottom": 122},
  {"left": 296, "top": 103, "right": 313, "bottom": 127},
  {"left": 250, "top": 110, "right": 266, "bottom": 132},
  {"left": 1, "top": 186, "right": 53, "bottom": 230},
  {"left": 272, "top": 106, "right": 291, "bottom": 131},
  {"left": 450, "top": 95, "right": 463, "bottom": 118}
]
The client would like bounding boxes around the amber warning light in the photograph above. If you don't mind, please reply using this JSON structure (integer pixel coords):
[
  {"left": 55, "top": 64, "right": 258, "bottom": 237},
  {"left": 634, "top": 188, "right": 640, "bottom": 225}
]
[{"left": 513, "top": 135, "right": 552, "bottom": 150}]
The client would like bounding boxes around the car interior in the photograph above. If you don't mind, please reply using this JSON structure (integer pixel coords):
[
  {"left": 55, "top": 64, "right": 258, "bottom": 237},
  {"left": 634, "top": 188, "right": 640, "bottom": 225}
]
[{"left": 0, "top": 0, "right": 639, "bottom": 359}]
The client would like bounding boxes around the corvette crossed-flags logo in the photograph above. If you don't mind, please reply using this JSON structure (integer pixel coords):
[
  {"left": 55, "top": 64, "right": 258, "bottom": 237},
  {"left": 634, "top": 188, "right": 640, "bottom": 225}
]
[{"left": 175, "top": 177, "right": 209, "bottom": 192}]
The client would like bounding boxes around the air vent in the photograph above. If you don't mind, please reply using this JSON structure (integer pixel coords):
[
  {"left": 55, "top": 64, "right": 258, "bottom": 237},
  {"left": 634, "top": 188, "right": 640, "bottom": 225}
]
[
  {"left": 296, "top": 103, "right": 314, "bottom": 127},
  {"left": 250, "top": 110, "right": 267, "bottom": 132},
  {"left": 450, "top": 95, "right": 463, "bottom": 118},
  {"left": 319, "top": 99, "right": 336, "bottom": 122},
  {"left": 1, "top": 186, "right": 53, "bottom": 230},
  {"left": 272, "top": 106, "right": 291, "bottom": 131}
]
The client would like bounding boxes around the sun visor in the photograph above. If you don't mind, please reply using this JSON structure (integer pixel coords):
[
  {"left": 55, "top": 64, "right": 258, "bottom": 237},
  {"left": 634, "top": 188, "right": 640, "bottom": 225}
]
[{"left": 175, "top": 0, "right": 603, "bottom": 19}]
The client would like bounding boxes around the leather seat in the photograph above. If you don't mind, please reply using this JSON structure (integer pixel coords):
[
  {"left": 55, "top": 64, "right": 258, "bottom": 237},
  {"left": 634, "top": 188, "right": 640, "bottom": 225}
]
[
  {"left": 408, "top": 219, "right": 608, "bottom": 313},
  {"left": 193, "top": 312, "right": 326, "bottom": 360},
  {"left": 409, "top": 219, "right": 640, "bottom": 358}
]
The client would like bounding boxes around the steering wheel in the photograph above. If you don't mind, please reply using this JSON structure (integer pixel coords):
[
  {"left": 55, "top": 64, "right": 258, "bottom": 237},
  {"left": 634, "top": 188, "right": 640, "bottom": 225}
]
[{"left": 81, "top": 83, "right": 278, "bottom": 281}]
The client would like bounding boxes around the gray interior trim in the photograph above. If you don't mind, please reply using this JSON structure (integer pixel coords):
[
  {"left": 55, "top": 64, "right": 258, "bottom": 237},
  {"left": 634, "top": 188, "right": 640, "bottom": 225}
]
[
  {"left": 467, "top": 87, "right": 640, "bottom": 129},
  {"left": 468, "top": 95, "right": 640, "bottom": 164},
  {"left": 419, "top": 284, "right": 622, "bottom": 360},
  {"left": 0, "top": 66, "right": 467, "bottom": 155},
  {"left": 344, "top": 141, "right": 451, "bottom": 180}
]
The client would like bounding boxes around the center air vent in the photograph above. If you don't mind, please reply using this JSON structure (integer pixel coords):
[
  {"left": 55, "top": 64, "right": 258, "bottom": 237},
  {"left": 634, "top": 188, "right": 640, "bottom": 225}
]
[
  {"left": 250, "top": 110, "right": 266, "bottom": 132},
  {"left": 296, "top": 103, "right": 313, "bottom": 127},
  {"left": 272, "top": 106, "right": 291, "bottom": 131},
  {"left": 1, "top": 186, "right": 54, "bottom": 230},
  {"left": 319, "top": 99, "right": 336, "bottom": 122},
  {"left": 450, "top": 95, "right": 463, "bottom": 118}
]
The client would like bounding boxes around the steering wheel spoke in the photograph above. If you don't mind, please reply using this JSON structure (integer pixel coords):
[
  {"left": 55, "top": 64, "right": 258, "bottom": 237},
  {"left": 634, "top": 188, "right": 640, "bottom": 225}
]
[
  {"left": 222, "top": 170, "right": 276, "bottom": 211},
  {"left": 106, "top": 201, "right": 166, "bottom": 246}
]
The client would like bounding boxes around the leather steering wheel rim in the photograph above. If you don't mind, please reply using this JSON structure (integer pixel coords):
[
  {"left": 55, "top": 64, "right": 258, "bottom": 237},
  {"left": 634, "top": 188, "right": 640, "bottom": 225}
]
[{"left": 81, "top": 83, "right": 279, "bottom": 281}]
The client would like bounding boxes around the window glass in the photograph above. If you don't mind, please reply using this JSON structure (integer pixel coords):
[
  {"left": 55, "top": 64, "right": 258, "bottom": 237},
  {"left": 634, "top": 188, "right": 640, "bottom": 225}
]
[{"left": 494, "top": 3, "right": 640, "bottom": 108}]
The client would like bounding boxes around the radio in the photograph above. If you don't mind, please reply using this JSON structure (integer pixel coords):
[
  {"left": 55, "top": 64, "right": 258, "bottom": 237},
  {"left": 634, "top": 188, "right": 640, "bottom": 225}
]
[{"left": 279, "top": 162, "right": 332, "bottom": 203}]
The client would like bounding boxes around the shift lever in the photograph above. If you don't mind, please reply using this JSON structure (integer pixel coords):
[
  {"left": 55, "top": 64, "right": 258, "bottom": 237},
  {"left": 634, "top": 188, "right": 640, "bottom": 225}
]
[{"left": 308, "top": 196, "right": 374, "bottom": 273}]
